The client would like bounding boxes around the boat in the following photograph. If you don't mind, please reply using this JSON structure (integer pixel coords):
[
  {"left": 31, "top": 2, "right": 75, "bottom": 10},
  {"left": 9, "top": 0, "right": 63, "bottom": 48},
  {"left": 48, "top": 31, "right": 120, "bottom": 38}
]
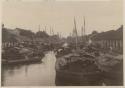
[
  {"left": 2, "top": 47, "right": 44, "bottom": 65},
  {"left": 96, "top": 53, "right": 123, "bottom": 85},
  {"left": 55, "top": 52, "right": 103, "bottom": 86},
  {"left": 55, "top": 17, "right": 103, "bottom": 86}
]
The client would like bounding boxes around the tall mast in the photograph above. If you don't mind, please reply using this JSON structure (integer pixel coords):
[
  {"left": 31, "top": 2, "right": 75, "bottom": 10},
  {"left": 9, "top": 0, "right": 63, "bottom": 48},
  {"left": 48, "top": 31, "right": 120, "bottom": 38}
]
[
  {"left": 84, "top": 16, "right": 86, "bottom": 38},
  {"left": 81, "top": 26, "right": 84, "bottom": 41},
  {"left": 73, "top": 17, "right": 78, "bottom": 49},
  {"left": 52, "top": 27, "right": 54, "bottom": 35},
  {"left": 50, "top": 27, "right": 52, "bottom": 35},
  {"left": 81, "top": 17, "right": 86, "bottom": 41}
]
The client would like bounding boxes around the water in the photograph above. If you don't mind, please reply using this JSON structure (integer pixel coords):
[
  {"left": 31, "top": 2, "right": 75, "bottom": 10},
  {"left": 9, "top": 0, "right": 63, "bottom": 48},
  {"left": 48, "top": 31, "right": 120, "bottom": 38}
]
[
  {"left": 2, "top": 51, "right": 56, "bottom": 86},
  {"left": 2, "top": 51, "right": 122, "bottom": 86}
]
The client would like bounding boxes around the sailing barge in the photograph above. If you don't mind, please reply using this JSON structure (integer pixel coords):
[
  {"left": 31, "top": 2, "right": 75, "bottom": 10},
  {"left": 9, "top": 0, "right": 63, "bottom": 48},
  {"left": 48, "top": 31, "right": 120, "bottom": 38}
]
[
  {"left": 55, "top": 52, "right": 102, "bottom": 86},
  {"left": 55, "top": 17, "right": 123, "bottom": 86},
  {"left": 55, "top": 17, "right": 103, "bottom": 86}
]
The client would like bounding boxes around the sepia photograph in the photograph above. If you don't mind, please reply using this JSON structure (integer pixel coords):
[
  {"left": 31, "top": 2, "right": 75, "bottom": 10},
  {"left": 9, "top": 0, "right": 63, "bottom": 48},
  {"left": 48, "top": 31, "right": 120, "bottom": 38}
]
[{"left": 1, "top": 0, "right": 123, "bottom": 86}]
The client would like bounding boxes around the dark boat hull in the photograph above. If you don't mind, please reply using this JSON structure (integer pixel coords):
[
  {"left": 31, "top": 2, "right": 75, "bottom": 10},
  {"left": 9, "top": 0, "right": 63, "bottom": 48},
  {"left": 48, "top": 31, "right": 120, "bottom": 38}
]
[
  {"left": 55, "top": 70, "right": 102, "bottom": 86},
  {"left": 55, "top": 54, "right": 103, "bottom": 86}
]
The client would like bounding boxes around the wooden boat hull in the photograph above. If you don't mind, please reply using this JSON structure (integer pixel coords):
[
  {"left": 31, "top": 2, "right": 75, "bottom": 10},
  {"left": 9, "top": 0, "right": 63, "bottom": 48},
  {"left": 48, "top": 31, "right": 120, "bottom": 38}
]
[
  {"left": 55, "top": 53, "right": 103, "bottom": 86},
  {"left": 55, "top": 70, "right": 102, "bottom": 86}
]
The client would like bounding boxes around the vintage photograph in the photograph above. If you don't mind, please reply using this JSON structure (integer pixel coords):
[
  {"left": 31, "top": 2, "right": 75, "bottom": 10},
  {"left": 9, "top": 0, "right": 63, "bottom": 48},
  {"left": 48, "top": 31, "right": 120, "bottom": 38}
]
[{"left": 1, "top": 0, "right": 123, "bottom": 86}]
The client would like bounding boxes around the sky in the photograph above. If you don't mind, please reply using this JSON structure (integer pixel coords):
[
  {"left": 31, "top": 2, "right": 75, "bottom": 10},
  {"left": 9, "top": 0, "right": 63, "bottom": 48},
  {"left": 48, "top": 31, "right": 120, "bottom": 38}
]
[{"left": 2, "top": 0, "right": 123, "bottom": 37}]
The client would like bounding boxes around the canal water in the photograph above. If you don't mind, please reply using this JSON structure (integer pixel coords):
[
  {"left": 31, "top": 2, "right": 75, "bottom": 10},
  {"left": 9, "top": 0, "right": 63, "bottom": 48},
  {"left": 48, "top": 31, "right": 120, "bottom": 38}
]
[
  {"left": 2, "top": 51, "right": 122, "bottom": 86},
  {"left": 2, "top": 51, "right": 56, "bottom": 86}
]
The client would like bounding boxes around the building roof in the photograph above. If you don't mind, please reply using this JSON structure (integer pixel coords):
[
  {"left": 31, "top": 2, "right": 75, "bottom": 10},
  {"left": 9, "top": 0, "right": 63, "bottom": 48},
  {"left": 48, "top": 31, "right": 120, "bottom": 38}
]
[{"left": 91, "top": 25, "right": 123, "bottom": 41}]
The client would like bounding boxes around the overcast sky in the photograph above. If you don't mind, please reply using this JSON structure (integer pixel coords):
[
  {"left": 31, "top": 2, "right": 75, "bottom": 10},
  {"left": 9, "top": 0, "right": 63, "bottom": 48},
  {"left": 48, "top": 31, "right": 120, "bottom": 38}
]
[{"left": 2, "top": 0, "right": 123, "bottom": 37}]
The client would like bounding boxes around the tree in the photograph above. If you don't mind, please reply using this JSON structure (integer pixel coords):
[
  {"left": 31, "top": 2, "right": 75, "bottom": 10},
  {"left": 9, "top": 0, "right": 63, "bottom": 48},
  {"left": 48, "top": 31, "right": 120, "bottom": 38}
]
[
  {"left": 2, "top": 28, "right": 17, "bottom": 42},
  {"left": 16, "top": 28, "right": 35, "bottom": 39},
  {"left": 92, "top": 30, "right": 98, "bottom": 35},
  {"left": 36, "top": 31, "right": 49, "bottom": 38}
]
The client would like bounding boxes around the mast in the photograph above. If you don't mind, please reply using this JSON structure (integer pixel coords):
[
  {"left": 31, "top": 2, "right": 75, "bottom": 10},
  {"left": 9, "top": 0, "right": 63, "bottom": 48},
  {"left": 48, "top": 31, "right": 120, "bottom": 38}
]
[
  {"left": 81, "top": 26, "right": 84, "bottom": 41},
  {"left": 81, "top": 17, "right": 86, "bottom": 42},
  {"left": 73, "top": 17, "right": 78, "bottom": 49},
  {"left": 52, "top": 27, "right": 54, "bottom": 35},
  {"left": 84, "top": 17, "right": 86, "bottom": 40},
  {"left": 50, "top": 27, "right": 52, "bottom": 35}
]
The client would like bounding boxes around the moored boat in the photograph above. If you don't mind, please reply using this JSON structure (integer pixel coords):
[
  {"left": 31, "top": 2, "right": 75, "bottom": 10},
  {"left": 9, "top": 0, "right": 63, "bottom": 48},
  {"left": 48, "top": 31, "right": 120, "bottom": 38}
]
[
  {"left": 2, "top": 47, "right": 44, "bottom": 65},
  {"left": 55, "top": 53, "right": 103, "bottom": 86},
  {"left": 96, "top": 53, "right": 123, "bottom": 85}
]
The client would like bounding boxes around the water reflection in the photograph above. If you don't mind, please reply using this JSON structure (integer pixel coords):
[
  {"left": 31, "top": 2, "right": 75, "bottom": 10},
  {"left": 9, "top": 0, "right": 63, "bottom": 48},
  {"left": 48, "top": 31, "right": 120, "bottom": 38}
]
[
  {"left": 2, "top": 51, "right": 56, "bottom": 86},
  {"left": 2, "top": 51, "right": 122, "bottom": 86}
]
